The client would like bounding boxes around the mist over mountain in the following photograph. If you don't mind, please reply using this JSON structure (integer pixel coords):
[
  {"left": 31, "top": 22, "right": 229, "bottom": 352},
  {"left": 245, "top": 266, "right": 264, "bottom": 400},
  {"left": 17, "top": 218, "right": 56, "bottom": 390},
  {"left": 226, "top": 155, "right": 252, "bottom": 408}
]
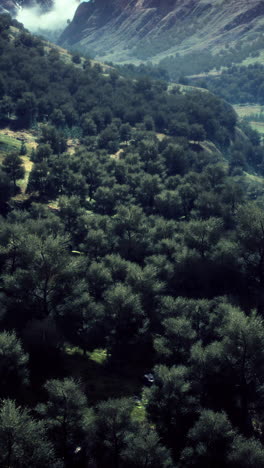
[
  {"left": 59, "top": 0, "right": 264, "bottom": 63},
  {"left": 16, "top": 0, "right": 80, "bottom": 33},
  {"left": 0, "top": 0, "right": 80, "bottom": 35}
]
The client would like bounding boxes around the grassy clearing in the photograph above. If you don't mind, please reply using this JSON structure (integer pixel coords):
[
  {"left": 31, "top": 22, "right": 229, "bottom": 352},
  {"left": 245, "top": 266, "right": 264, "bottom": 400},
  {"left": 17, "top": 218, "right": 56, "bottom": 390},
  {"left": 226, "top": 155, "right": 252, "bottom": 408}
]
[
  {"left": 0, "top": 131, "right": 36, "bottom": 197},
  {"left": 233, "top": 105, "right": 264, "bottom": 139},
  {"left": 64, "top": 345, "right": 146, "bottom": 404},
  {"left": 131, "top": 397, "right": 147, "bottom": 423},
  {"left": 250, "top": 121, "right": 264, "bottom": 135},
  {"left": 110, "top": 148, "right": 124, "bottom": 160},
  {"left": 241, "top": 50, "right": 264, "bottom": 67},
  {"left": 168, "top": 83, "right": 209, "bottom": 94},
  {"left": 0, "top": 134, "right": 21, "bottom": 162},
  {"left": 16, "top": 155, "right": 33, "bottom": 196},
  {"left": 234, "top": 105, "right": 264, "bottom": 118},
  {"left": 0, "top": 129, "right": 37, "bottom": 156},
  {"left": 156, "top": 133, "right": 167, "bottom": 141}
]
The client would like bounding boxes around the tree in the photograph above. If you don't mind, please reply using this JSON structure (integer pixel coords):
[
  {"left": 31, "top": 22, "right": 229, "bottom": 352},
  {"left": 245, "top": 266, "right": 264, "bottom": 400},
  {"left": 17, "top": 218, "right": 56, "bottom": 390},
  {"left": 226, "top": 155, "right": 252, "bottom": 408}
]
[
  {"left": 189, "top": 124, "right": 206, "bottom": 142},
  {"left": 113, "top": 205, "right": 148, "bottom": 262},
  {"left": 36, "top": 378, "right": 89, "bottom": 463},
  {"left": 98, "top": 124, "right": 120, "bottom": 152},
  {"left": 184, "top": 218, "right": 223, "bottom": 259},
  {"left": 120, "top": 123, "right": 132, "bottom": 142},
  {"left": 104, "top": 284, "right": 147, "bottom": 362},
  {"left": 81, "top": 117, "right": 97, "bottom": 136},
  {"left": 16, "top": 92, "right": 37, "bottom": 126},
  {"left": 50, "top": 109, "right": 66, "bottom": 128},
  {"left": 126, "top": 263, "right": 164, "bottom": 331},
  {"left": 57, "top": 281, "right": 105, "bottom": 354},
  {"left": 154, "top": 316, "right": 197, "bottom": 365},
  {"left": 154, "top": 190, "right": 183, "bottom": 219},
  {"left": 162, "top": 144, "right": 189, "bottom": 176},
  {"left": 86, "top": 261, "right": 112, "bottom": 300},
  {"left": 39, "top": 126, "right": 67, "bottom": 154},
  {"left": 180, "top": 410, "right": 235, "bottom": 468},
  {"left": 2, "top": 152, "right": 25, "bottom": 191},
  {"left": 229, "top": 435, "right": 264, "bottom": 468},
  {"left": 0, "top": 399, "right": 61, "bottom": 468},
  {"left": 2, "top": 233, "right": 72, "bottom": 323},
  {"left": 146, "top": 365, "right": 199, "bottom": 456},
  {"left": 33, "top": 143, "right": 53, "bottom": 163},
  {"left": 0, "top": 169, "right": 12, "bottom": 211},
  {"left": 72, "top": 53, "right": 81, "bottom": 64},
  {"left": 136, "top": 174, "right": 162, "bottom": 210},
  {"left": 122, "top": 426, "right": 174, "bottom": 468},
  {"left": 19, "top": 140, "right": 27, "bottom": 155},
  {"left": 236, "top": 203, "right": 264, "bottom": 307},
  {"left": 191, "top": 306, "right": 264, "bottom": 435},
  {"left": 94, "top": 398, "right": 134, "bottom": 468},
  {"left": 0, "top": 95, "right": 13, "bottom": 119},
  {"left": 0, "top": 331, "right": 29, "bottom": 399},
  {"left": 27, "top": 161, "right": 54, "bottom": 199}
]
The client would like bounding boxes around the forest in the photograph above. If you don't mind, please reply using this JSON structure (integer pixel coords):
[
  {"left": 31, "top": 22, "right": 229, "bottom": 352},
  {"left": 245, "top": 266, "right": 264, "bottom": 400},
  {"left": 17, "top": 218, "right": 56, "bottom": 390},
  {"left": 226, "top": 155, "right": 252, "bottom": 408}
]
[
  {"left": 191, "top": 63, "right": 264, "bottom": 105},
  {"left": 1, "top": 12, "right": 264, "bottom": 468}
]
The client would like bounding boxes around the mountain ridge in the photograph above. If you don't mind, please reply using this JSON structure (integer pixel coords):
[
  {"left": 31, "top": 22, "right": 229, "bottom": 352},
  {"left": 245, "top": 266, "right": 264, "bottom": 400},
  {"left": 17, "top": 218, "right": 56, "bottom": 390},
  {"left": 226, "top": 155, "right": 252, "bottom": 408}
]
[
  {"left": 0, "top": 0, "right": 53, "bottom": 14},
  {"left": 59, "top": 0, "right": 264, "bottom": 63}
]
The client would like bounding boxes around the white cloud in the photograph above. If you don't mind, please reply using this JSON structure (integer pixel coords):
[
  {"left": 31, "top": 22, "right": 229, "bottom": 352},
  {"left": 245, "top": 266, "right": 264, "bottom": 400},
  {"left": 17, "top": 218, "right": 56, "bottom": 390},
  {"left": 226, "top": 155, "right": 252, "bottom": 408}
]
[{"left": 17, "top": 0, "right": 82, "bottom": 32}]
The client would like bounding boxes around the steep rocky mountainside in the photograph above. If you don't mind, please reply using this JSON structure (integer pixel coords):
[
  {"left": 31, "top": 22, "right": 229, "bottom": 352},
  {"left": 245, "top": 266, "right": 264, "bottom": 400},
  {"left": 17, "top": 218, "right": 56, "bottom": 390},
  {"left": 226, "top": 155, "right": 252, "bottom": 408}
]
[
  {"left": 0, "top": 0, "right": 19, "bottom": 14},
  {"left": 0, "top": 0, "right": 52, "bottom": 14},
  {"left": 59, "top": 0, "right": 264, "bottom": 63}
]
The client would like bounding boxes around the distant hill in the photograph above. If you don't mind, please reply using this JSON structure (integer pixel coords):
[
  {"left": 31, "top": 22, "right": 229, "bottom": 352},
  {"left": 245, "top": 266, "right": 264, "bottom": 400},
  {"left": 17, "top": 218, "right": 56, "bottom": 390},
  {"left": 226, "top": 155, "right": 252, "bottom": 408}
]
[{"left": 59, "top": 0, "right": 264, "bottom": 64}]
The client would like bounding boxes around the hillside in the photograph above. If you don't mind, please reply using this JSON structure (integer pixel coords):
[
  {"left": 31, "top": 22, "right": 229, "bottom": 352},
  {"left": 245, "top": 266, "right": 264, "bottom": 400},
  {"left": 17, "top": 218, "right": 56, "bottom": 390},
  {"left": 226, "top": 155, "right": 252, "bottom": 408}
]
[
  {"left": 2, "top": 12, "right": 264, "bottom": 468},
  {"left": 60, "top": 0, "right": 264, "bottom": 63}
]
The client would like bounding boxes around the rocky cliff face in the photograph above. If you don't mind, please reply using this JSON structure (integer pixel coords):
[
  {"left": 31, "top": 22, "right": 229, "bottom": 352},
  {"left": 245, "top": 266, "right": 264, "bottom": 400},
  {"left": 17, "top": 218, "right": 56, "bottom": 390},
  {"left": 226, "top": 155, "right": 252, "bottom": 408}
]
[
  {"left": 0, "top": 0, "right": 53, "bottom": 15},
  {"left": 0, "top": 1, "right": 19, "bottom": 14},
  {"left": 59, "top": 0, "right": 264, "bottom": 62}
]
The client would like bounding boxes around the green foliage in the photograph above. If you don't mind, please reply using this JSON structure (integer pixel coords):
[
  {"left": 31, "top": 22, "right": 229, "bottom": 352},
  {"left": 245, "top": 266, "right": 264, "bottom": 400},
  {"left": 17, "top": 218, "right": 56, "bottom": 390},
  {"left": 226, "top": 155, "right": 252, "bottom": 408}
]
[
  {"left": 146, "top": 365, "right": 199, "bottom": 454},
  {"left": 0, "top": 14, "right": 264, "bottom": 468},
  {"left": 19, "top": 141, "right": 27, "bottom": 155},
  {"left": 0, "top": 331, "right": 29, "bottom": 398},
  {"left": 36, "top": 378, "right": 89, "bottom": 461},
  {"left": 94, "top": 398, "right": 134, "bottom": 466},
  {"left": 0, "top": 399, "right": 61, "bottom": 468},
  {"left": 198, "top": 63, "right": 264, "bottom": 105},
  {"left": 180, "top": 410, "right": 235, "bottom": 468},
  {"left": 122, "top": 426, "right": 174, "bottom": 468},
  {"left": 2, "top": 152, "right": 25, "bottom": 189}
]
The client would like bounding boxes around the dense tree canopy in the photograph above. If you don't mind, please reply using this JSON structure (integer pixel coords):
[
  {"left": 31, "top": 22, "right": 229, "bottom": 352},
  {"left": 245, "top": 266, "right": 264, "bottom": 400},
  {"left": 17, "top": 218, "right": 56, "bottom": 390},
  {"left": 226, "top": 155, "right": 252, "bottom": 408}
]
[{"left": 0, "top": 13, "right": 264, "bottom": 468}]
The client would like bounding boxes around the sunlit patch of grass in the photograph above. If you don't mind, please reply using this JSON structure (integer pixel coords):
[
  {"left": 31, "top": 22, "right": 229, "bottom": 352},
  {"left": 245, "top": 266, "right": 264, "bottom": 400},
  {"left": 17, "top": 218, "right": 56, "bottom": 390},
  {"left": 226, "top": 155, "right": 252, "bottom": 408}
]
[
  {"left": 0, "top": 134, "right": 21, "bottom": 156},
  {"left": 0, "top": 134, "right": 35, "bottom": 167},
  {"left": 241, "top": 51, "right": 264, "bottom": 66},
  {"left": 233, "top": 105, "right": 263, "bottom": 118},
  {"left": 131, "top": 401, "right": 147, "bottom": 422},
  {"left": 64, "top": 346, "right": 107, "bottom": 364},
  {"left": 250, "top": 121, "right": 264, "bottom": 135},
  {"left": 89, "top": 348, "right": 108, "bottom": 364},
  {"left": 16, "top": 155, "right": 33, "bottom": 195},
  {"left": 65, "top": 345, "right": 85, "bottom": 357}
]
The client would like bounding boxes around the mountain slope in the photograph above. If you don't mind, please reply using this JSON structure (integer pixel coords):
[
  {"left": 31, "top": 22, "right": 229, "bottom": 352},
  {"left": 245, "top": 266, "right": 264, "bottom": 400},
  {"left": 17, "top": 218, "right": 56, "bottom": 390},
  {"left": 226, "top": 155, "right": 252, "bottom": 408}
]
[
  {"left": 59, "top": 0, "right": 264, "bottom": 63},
  {"left": 0, "top": 0, "right": 53, "bottom": 14}
]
